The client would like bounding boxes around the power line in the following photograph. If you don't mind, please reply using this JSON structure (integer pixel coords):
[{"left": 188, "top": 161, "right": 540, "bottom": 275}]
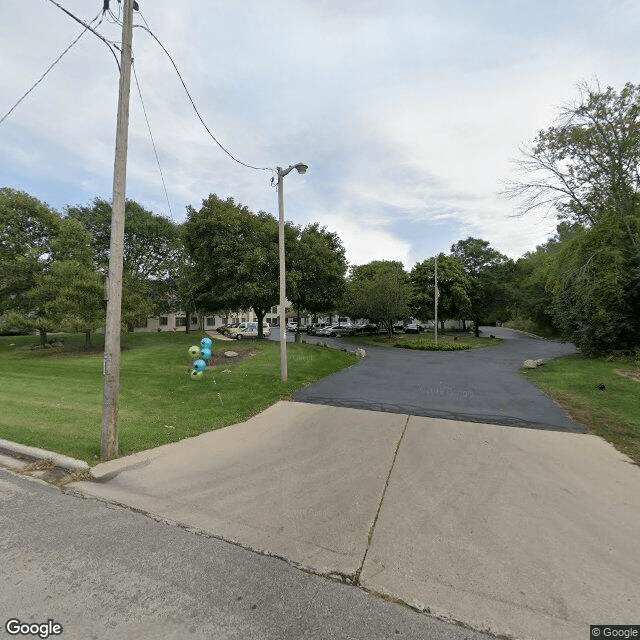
[
  {"left": 1, "top": 11, "right": 104, "bottom": 125},
  {"left": 135, "top": 13, "right": 274, "bottom": 173},
  {"left": 45, "top": 0, "right": 121, "bottom": 67},
  {"left": 132, "top": 61, "right": 174, "bottom": 218}
]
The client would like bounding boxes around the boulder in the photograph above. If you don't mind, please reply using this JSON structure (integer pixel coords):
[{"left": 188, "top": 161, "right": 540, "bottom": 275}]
[
  {"left": 522, "top": 358, "right": 545, "bottom": 369},
  {"left": 355, "top": 348, "right": 366, "bottom": 358},
  {"left": 224, "top": 351, "right": 239, "bottom": 358}
]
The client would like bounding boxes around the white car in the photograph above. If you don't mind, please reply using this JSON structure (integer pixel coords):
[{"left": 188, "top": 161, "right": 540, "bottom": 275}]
[
  {"left": 228, "top": 322, "right": 271, "bottom": 340},
  {"left": 286, "top": 323, "right": 298, "bottom": 331}
]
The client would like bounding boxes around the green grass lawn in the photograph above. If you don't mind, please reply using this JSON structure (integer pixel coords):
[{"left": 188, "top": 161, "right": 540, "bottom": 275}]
[
  {"left": 342, "top": 330, "right": 503, "bottom": 350},
  {"left": 0, "top": 332, "right": 358, "bottom": 464},
  {"left": 525, "top": 354, "right": 640, "bottom": 465}
]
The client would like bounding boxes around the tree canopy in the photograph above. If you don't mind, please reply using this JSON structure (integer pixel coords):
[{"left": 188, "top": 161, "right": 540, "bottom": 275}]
[
  {"left": 509, "top": 82, "right": 640, "bottom": 353},
  {"left": 450, "top": 238, "right": 513, "bottom": 336},
  {"left": 410, "top": 254, "right": 471, "bottom": 329},
  {"left": 182, "top": 194, "right": 281, "bottom": 337},
  {"left": 344, "top": 260, "right": 410, "bottom": 337}
]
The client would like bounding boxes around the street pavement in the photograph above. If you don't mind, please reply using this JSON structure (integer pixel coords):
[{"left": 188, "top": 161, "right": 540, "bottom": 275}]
[
  {"left": 0, "top": 470, "right": 491, "bottom": 640},
  {"left": 292, "top": 326, "right": 585, "bottom": 432},
  {"left": 67, "top": 401, "right": 640, "bottom": 640}
]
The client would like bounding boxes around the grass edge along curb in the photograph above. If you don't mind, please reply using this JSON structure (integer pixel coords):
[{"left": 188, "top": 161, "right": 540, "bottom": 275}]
[{"left": 524, "top": 353, "right": 640, "bottom": 466}]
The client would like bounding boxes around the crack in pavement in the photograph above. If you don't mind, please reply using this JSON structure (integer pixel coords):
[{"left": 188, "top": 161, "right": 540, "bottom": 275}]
[{"left": 353, "top": 414, "right": 411, "bottom": 585}]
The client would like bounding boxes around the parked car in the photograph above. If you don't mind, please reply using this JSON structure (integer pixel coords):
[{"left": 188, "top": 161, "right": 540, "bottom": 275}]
[
  {"left": 404, "top": 323, "right": 425, "bottom": 334},
  {"left": 228, "top": 322, "right": 271, "bottom": 340},
  {"left": 318, "top": 324, "right": 356, "bottom": 337},
  {"left": 393, "top": 322, "right": 405, "bottom": 332},
  {"left": 217, "top": 322, "right": 239, "bottom": 335},
  {"left": 306, "top": 323, "right": 330, "bottom": 335},
  {"left": 286, "top": 323, "right": 298, "bottom": 332},
  {"left": 353, "top": 322, "right": 378, "bottom": 335}
]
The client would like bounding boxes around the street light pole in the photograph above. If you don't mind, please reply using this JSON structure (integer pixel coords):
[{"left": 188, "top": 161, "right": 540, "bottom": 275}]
[
  {"left": 101, "top": 0, "right": 135, "bottom": 459},
  {"left": 276, "top": 163, "right": 308, "bottom": 382}
]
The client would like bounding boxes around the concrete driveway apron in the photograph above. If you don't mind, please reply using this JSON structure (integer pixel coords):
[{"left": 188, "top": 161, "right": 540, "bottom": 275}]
[{"left": 70, "top": 328, "right": 640, "bottom": 639}]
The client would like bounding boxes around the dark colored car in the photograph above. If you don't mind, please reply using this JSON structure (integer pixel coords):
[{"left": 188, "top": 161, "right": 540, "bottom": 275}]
[{"left": 404, "top": 323, "right": 425, "bottom": 333}]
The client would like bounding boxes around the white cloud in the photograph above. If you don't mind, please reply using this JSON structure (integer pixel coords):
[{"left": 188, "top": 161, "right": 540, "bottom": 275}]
[{"left": 1, "top": 0, "right": 639, "bottom": 266}]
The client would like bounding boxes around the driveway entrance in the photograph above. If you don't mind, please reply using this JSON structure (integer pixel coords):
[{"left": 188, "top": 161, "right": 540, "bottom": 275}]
[{"left": 293, "top": 327, "right": 585, "bottom": 432}]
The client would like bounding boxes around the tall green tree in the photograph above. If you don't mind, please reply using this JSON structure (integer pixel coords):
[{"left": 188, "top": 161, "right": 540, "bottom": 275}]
[
  {"left": 24, "top": 217, "right": 105, "bottom": 346},
  {"left": 547, "top": 213, "right": 640, "bottom": 354},
  {"left": 287, "top": 223, "right": 347, "bottom": 323},
  {"left": 344, "top": 260, "right": 410, "bottom": 337},
  {"left": 450, "top": 238, "right": 513, "bottom": 336},
  {"left": 509, "top": 82, "right": 640, "bottom": 245},
  {"left": 182, "top": 194, "right": 281, "bottom": 338},
  {"left": 509, "top": 82, "right": 640, "bottom": 353},
  {"left": 410, "top": 254, "right": 471, "bottom": 330},
  {"left": 65, "top": 197, "right": 182, "bottom": 325},
  {"left": 0, "top": 187, "right": 59, "bottom": 317}
]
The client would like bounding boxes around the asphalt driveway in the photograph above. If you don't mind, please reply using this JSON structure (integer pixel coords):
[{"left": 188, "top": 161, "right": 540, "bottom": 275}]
[{"left": 293, "top": 327, "right": 585, "bottom": 432}]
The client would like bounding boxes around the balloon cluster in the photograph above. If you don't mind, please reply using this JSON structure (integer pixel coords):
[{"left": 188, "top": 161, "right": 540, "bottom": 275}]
[{"left": 188, "top": 337, "right": 213, "bottom": 380}]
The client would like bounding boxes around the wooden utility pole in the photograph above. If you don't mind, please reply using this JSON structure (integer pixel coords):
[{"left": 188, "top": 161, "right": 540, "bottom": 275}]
[{"left": 102, "top": 0, "right": 135, "bottom": 458}]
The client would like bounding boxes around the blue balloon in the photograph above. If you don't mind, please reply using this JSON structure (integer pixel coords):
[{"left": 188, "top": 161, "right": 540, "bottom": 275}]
[
  {"left": 201, "top": 347, "right": 212, "bottom": 360},
  {"left": 192, "top": 359, "right": 206, "bottom": 372},
  {"left": 200, "top": 337, "right": 213, "bottom": 349}
]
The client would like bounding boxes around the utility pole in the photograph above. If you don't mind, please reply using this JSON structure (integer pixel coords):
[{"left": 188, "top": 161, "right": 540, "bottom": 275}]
[
  {"left": 277, "top": 169, "right": 288, "bottom": 382},
  {"left": 102, "top": 0, "right": 135, "bottom": 459},
  {"left": 434, "top": 256, "right": 439, "bottom": 344}
]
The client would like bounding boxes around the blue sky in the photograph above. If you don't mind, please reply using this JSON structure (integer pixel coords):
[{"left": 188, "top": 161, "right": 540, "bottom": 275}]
[{"left": 1, "top": 0, "right": 639, "bottom": 267}]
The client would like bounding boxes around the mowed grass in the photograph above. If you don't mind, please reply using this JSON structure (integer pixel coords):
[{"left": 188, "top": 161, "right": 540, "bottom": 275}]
[
  {"left": 0, "top": 332, "right": 358, "bottom": 464},
  {"left": 525, "top": 354, "right": 640, "bottom": 465}
]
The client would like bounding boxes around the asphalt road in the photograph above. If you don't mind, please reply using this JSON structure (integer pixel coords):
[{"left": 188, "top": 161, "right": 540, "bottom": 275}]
[
  {"left": 0, "top": 471, "right": 492, "bottom": 640},
  {"left": 290, "top": 327, "right": 585, "bottom": 432}
]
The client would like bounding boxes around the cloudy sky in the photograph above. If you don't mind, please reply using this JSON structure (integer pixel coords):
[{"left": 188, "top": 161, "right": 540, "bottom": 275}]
[{"left": 1, "top": 0, "right": 638, "bottom": 268}]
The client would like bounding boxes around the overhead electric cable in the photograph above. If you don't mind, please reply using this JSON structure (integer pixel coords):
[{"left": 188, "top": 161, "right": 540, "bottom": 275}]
[
  {"left": 135, "top": 14, "right": 273, "bottom": 173},
  {"left": 132, "top": 61, "right": 174, "bottom": 218},
  {"left": 45, "top": 0, "right": 121, "bottom": 67},
  {"left": 1, "top": 11, "right": 105, "bottom": 125}
]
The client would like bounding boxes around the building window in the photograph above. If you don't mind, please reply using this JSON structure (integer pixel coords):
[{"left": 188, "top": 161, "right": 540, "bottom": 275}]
[
  {"left": 206, "top": 317, "right": 216, "bottom": 327},
  {"left": 175, "top": 316, "right": 187, "bottom": 327},
  {"left": 191, "top": 316, "right": 198, "bottom": 325},
  {"left": 159, "top": 317, "right": 168, "bottom": 326}
]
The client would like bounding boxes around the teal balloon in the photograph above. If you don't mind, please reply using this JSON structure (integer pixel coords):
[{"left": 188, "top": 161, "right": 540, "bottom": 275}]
[
  {"left": 192, "top": 359, "right": 206, "bottom": 372},
  {"left": 201, "top": 347, "right": 212, "bottom": 360},
  {"left": 188, "top": 345, "right": 201, "bottom": 358},
  {"left": 200, "top": 337, "right": 213, "bottom": 349},
  {"left": 190, "top": 369, "right": 204, "bottom": 380}
]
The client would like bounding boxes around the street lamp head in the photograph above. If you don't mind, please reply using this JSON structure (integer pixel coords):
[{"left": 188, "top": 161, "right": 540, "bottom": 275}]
[{"left": 294, "top": 163, "right": 308, "bottom": 175}]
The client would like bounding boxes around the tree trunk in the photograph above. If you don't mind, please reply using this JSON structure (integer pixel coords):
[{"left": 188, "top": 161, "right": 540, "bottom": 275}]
[
  {"left": 255, "top": 306, "right": 266, "bottom": 339},
  {"left": 474, "top": 318, "right": 480, "bottom": 337},
  {"left": 39, "top": 329, "right": 47, "bottom": 347},
  {"left": 295, "top": 306, "right": 302, "bottom": 343},
  {"left": 85, "top": 330, "right": 92, "bottom": 347}
]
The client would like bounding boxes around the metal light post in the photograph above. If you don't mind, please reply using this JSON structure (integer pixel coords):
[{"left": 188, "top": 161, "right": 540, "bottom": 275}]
[{"left": 276, "top": 163, "right": 308, "bottom": 382}]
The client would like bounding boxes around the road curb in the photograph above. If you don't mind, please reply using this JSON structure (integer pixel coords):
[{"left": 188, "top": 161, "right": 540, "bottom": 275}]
[{"left": 0, "top": 438, "right": 89, "bottom": 471}]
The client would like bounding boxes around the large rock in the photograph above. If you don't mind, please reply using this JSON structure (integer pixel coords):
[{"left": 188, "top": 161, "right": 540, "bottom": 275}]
[
  {"left": 522, "top": 358, "right": 545, "bottom": 369},
  {"left": 224, "top": 351, "right": 239, "bottom": 358},
  {"left": 355, "top": 348, "right": 366, "bottom": 358}
]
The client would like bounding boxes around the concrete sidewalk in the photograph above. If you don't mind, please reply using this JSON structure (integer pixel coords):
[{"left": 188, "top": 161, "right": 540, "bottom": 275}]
[{"left": 70, "top": 401, "right": 640, "bottom": 640}]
